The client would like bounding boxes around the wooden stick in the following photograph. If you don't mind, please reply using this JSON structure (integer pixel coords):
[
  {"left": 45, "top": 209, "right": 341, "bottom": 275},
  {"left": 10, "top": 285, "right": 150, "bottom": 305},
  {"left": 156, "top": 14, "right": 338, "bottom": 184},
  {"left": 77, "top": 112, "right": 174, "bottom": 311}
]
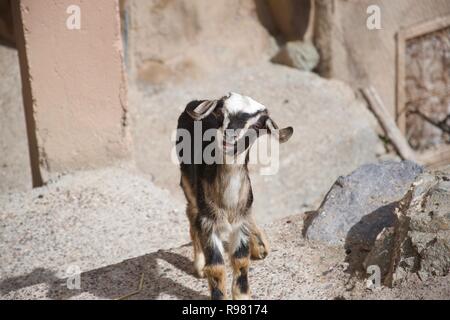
[
  {"left": 115, "top": 272, "right": 145, "bottom": 300},
  {"left": 361, "top": 86, "right": 419, "bottom": 163},
  {"left": 410, "top": 109, "right": 450, "bottom": 134}
]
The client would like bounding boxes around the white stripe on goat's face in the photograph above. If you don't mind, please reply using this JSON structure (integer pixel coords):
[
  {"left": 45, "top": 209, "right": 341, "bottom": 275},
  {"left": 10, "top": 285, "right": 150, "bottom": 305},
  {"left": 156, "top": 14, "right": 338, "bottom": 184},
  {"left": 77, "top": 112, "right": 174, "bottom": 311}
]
[
  {"left": 224, "top": 92, "right": 266, "bottom": 115},
  {"left": 220, "top": 93, "right": 267, "bottom": 154}
]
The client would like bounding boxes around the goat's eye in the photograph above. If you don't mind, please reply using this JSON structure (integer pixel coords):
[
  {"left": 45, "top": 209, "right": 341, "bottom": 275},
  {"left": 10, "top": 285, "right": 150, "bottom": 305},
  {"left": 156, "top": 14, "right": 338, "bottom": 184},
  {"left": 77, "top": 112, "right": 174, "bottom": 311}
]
[{"left": 253, "top": 123, "right": 262, "bottom": 130}]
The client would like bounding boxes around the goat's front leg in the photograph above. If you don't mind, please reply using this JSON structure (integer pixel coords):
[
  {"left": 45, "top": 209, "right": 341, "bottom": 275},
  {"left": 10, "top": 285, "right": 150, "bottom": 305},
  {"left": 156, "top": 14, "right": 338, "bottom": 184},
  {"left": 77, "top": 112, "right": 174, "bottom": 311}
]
[
  {"left": 230, "top": 224, "right": 251, "bottom": 300},
  {"left": 199, "top": 219, "right": 227, "bottom": 300}
]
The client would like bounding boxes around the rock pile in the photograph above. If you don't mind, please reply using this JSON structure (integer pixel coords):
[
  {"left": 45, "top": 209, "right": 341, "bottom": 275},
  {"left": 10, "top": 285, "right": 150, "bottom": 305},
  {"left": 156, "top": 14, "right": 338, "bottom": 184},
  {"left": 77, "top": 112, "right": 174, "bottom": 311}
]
[
  {"left": 304, "top": 161, "right": 450, "bottom": 287},
  {"left": 369, "top": 168, "right": 450, "bottom": 286}
]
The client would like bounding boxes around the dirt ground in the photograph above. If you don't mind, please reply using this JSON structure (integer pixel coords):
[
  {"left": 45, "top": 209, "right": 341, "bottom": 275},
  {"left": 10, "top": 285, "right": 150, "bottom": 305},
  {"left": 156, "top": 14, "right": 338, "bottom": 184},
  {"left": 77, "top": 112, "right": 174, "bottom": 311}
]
[{"left": 1, "top": 167, "right": 449, "bottom": 300}]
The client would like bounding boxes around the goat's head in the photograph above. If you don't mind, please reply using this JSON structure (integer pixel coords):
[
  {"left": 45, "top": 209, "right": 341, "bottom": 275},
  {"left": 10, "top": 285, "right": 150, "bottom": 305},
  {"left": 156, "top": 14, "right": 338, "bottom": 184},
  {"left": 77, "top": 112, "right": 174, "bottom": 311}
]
[{"left": 187, "top": 92, "right": 293, "bottom": 155}]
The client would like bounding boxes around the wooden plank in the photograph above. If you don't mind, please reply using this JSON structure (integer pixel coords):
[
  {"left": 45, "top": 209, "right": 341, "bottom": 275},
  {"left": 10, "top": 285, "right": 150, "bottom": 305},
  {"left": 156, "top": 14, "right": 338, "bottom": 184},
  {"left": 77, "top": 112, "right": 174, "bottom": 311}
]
[
  {"left": 402, "top": 15, "right": 450, "bottom": 39},
  {"left": 396, "top": 30, "right": 407, "bottom": 133},
  {"left": 361, "top": 86, "right": 419, "bottom": 163}
]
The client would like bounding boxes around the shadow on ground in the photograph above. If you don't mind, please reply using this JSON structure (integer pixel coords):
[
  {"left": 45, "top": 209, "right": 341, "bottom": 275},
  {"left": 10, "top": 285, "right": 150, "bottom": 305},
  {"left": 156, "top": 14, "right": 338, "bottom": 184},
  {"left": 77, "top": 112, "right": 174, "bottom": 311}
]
[
  {"left": 0, "top": 247, "right": 208, "bottom": 300},
  {"left": 344, "top": 202, "right": 397, "bottom": 275}
]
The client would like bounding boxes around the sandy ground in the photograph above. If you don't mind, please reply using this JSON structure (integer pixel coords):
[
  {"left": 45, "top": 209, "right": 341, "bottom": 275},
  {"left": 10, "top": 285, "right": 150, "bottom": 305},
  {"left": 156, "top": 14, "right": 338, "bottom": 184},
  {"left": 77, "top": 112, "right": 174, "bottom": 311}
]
[
  {"left": 1, "top": 167, "right": 448, "bottom": 300},
  {"left": 0, "top": 167, "right": 188, "bottom": 283}
]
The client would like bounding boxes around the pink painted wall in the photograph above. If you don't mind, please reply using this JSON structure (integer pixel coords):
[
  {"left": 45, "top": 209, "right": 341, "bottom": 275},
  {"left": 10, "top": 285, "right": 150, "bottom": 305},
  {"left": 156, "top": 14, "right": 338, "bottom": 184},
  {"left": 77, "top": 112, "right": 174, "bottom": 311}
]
[{"left": 13, "top": 0, "right": 131, "bottom": 185}]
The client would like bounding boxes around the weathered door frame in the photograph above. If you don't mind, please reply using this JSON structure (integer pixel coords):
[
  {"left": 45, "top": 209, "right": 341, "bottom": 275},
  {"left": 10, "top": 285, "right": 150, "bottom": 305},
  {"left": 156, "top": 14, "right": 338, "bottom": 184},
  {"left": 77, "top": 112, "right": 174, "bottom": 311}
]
[{"left": 396, "top": 15, "right": 450, "bottom": 167}]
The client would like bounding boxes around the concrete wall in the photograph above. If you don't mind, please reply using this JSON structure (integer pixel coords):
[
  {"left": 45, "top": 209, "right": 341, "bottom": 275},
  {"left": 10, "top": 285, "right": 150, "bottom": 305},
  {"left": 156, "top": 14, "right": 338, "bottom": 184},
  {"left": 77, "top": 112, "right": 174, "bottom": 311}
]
[
  {"left": 12, "top": 0, "right": 131, "bottom": 185},
  {"left": 314, "top": 0, "right": 450, "bottom": 119}
]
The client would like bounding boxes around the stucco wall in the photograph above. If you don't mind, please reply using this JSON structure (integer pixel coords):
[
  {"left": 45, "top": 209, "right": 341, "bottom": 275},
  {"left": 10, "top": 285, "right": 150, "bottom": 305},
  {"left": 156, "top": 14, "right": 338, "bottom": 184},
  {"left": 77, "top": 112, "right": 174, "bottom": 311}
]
[{"left": 12, "top": 0, "right": 131, "bottom": 185}]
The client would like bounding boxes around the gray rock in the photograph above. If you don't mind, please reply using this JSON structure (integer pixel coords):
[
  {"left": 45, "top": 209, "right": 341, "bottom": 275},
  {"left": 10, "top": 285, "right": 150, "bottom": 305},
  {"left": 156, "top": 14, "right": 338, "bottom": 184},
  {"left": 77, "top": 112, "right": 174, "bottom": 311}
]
[
  {"left": 304, "top": 161, "right": 423, "bottom": 248},
  {"left": 272, "top": 40, "right": 320, "bottom": 71}
]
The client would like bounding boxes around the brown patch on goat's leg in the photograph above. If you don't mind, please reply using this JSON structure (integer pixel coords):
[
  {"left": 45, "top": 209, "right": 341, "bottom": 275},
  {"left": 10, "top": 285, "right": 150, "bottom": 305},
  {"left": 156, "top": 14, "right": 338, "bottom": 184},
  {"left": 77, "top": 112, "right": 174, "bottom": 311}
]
[
  {"left": 230, "top": 226, "right": 251, "bottom": 300},
  {"left": 231, "top": 244, "right": 251, "bottom": 300},
  {"left": 203, "top": 264, "right": 227, "bottom": 300},
  {"left": 201, "top": 229, "right": 227, "bottom": 300}
]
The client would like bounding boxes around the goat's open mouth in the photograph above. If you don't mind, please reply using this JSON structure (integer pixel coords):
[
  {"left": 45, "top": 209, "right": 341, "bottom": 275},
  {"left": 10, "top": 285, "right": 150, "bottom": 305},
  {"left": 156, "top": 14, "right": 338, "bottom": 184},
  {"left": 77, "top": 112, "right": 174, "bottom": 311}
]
[
  {"left": 222, "top": 138, "right": 252, "bottom": 155},
  {"left": 222, "top": 140, "right": 235, "bottom": 152}
]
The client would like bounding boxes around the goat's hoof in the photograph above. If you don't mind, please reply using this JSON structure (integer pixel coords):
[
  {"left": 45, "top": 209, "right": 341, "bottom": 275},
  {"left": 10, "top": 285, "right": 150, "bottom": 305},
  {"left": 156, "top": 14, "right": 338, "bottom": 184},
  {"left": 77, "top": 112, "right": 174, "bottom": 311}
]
[
  {"left": 193, "top": 254, "right": 206, "bottom": 278},
  {"left": 232, "top": 293, "right": 251, "bottom": 300},
  {"left": 194, "top": 265, "right": 205, "bottom": 278},
  {"left": 250, "top": 236, "right": 269, "bottom": 260},
  {"left": 251, "top": 246, "right": 268, "bottom": 260},
  {"left": 196, "top": 270, "right": 205, "bottom": 278}
]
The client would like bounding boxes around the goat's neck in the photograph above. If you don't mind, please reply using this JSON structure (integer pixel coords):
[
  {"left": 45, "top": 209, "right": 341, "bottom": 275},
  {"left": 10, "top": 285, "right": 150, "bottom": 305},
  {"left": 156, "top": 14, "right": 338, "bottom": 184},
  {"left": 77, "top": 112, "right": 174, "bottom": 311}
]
[
  {"left": 219, "top": 162, "right": 247, "bottom": 176},
  {"left": 217, "top": 162, "right": 249, "bottom": 211},
  {"left": 218, "top": 155, "right": 249, "bottom": 194},
  {"left": 221, "top": 150, "right": 249, "bottom": 175}
]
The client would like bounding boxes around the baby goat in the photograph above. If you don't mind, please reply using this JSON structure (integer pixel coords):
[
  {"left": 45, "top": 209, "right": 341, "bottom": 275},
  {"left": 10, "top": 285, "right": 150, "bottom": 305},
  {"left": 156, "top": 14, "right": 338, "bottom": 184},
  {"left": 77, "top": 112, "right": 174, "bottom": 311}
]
[{"left": 176, "top": 92, "right": 293, "bottom": 299}]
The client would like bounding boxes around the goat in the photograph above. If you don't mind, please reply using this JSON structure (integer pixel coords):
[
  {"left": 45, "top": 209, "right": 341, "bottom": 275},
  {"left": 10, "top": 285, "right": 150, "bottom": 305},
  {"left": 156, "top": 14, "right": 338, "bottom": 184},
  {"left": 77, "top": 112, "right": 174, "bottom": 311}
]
[{"left": 175, "top": 92, "right": 293, "bottom": 299}]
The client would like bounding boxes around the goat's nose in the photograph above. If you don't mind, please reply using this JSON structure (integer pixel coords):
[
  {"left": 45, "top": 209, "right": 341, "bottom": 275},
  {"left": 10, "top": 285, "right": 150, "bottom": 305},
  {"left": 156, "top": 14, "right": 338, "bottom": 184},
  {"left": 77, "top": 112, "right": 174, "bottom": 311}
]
[{"left": 225, "top": 129, "right": 238, "bottom": 141}]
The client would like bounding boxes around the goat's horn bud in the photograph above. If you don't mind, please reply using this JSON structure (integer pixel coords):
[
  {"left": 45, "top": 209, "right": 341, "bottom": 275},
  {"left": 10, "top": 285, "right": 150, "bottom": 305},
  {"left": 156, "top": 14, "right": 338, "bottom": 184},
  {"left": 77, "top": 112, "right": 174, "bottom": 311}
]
[{"left": 187, "top": 100, "right": 218, "bottom": 120}]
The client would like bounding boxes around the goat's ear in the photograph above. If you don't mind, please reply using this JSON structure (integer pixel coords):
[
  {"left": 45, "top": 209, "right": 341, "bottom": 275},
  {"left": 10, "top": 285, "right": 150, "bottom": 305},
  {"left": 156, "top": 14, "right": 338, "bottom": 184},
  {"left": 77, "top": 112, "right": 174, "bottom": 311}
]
[
  {"left": 266, "top": 118, "right": 293, "bottom": 143},
  {"left": 278, "top": 126, "right": 294, "bottom": 143},
  {"left": 186, "top": 100, "right": 219, "bottom": 120}
]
